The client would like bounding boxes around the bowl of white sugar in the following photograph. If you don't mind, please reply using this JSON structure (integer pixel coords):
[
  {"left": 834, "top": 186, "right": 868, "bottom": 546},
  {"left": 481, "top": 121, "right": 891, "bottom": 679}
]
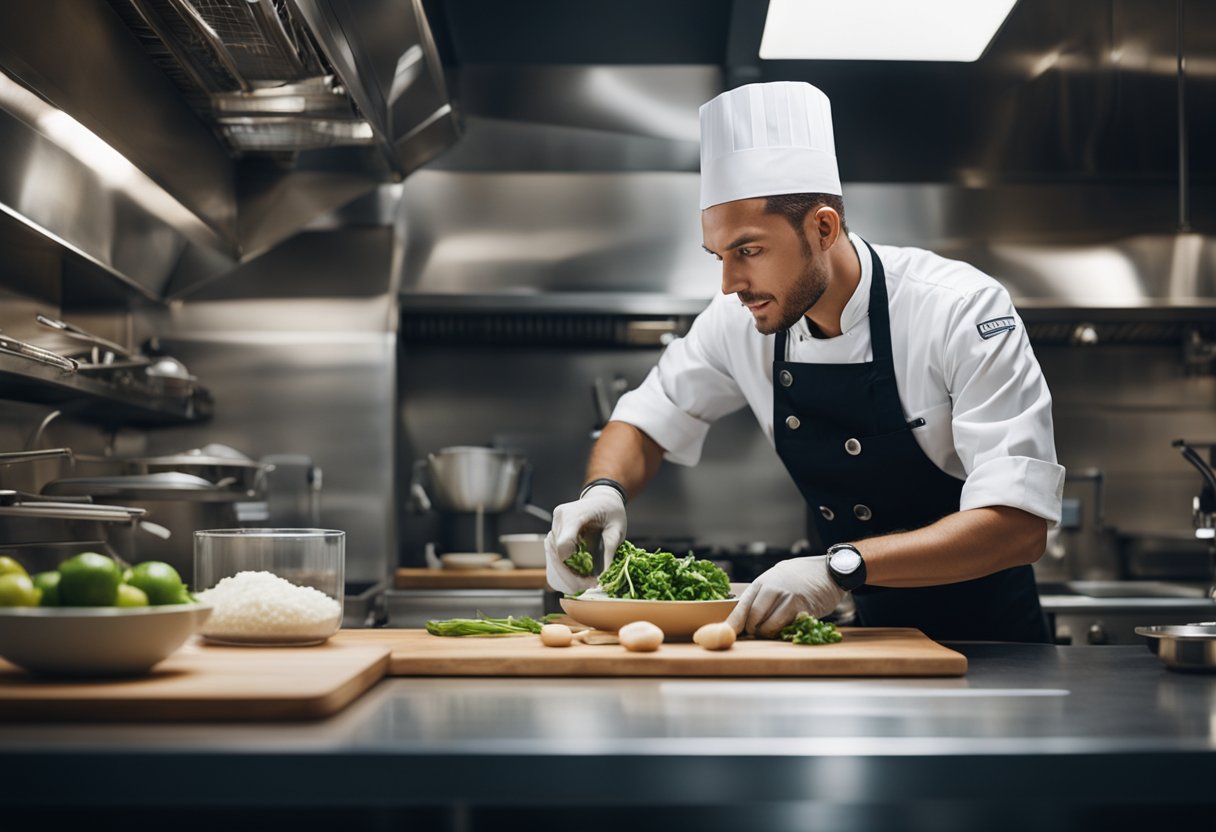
[{"left": 193, "top": 529, "right": 344, "bottom": 646}]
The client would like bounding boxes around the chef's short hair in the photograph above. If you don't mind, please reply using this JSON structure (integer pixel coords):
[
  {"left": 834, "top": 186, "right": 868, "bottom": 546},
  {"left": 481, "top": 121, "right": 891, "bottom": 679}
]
[{"left": 764, "top": 193, "right": 848, "bottom": 246}]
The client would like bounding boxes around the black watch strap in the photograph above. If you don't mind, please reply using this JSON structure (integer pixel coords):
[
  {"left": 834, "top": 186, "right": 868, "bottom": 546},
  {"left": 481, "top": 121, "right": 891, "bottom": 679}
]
[
  {"left": 826, "top": 542, "right": 867, "bottom": 591},
  {"left": 581, "top": 478, "right": 628, "bottom": 504}
]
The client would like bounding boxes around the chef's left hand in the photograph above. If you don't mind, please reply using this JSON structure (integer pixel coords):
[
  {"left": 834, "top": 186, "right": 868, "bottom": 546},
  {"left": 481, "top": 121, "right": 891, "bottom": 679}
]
[{"left": 725, "top": 556, "right": 845, "bottom": 638}]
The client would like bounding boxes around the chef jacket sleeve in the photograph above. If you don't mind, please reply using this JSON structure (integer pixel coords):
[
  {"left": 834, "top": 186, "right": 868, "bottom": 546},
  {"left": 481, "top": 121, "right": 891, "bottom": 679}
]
[
  {"left": 944, "top": 286, "right": 1065, "bottom": 527},
  {"left": 610, "top": 295, "right": 749, "bottom": 466}
]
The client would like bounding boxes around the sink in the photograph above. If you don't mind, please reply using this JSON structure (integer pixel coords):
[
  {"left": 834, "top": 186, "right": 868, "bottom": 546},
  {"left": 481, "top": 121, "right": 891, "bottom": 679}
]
[{"left": 1038, "top": 580, "right": 1211, "bottom": 599}]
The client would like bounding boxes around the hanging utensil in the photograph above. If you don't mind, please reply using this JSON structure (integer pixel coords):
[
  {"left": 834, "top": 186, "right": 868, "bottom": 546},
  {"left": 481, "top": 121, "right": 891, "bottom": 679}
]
[
  {"left": 0, "top": 448, "right": 74, "bottom": 465},
  {"left": 0, "top": 332, "right": 78, "bottom": 374},
  {"left": 35, "top": 313, "right": 143, "bottom": 364}
]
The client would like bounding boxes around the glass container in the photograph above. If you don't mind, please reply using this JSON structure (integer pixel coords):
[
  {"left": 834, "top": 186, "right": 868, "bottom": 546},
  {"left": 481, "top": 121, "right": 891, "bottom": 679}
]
[{"left": 194, "top": 528, "right": 344, "bottom": 646}]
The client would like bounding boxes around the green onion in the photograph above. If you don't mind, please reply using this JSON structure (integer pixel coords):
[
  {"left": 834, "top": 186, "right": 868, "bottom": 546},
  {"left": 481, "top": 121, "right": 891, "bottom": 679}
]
[{"left": 425, "top": 612, "right": 560, "bottom": 637}]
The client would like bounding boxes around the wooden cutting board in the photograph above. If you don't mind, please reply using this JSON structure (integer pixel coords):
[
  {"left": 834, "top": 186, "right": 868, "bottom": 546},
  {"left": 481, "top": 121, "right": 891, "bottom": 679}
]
[
  {"left": 335, "top": 628, "right": 967, "bottom": 677},
  {"left": 0, "top": 638, "right": 390, "bottom": 721},
  {"left": 394, "top": 567, "right": 547, "bottom": 589}
]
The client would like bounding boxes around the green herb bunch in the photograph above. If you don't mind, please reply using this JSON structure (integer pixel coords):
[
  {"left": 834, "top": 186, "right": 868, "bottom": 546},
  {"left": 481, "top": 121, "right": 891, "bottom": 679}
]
[
  {"left": 425, "top": 612, "right": 558, "bottom": 637},
  {"left": 597, "top": 541, "right": 731, "bottom": 601},
  {"left": 564, "top": 538, "right": 594, "bottom": 576},
  {"left": 779, "top": 612, "right": 843, "bottom": 645}
]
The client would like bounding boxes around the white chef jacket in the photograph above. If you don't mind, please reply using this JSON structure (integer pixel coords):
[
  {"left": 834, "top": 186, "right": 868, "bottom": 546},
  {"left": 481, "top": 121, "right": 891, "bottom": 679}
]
[{"left": 611, "top": 232, "right": 1065, "bottom": 526}]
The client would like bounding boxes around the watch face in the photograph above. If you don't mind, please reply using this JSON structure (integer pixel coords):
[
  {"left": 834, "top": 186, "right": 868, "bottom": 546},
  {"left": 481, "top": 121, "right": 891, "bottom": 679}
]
[{"left": 831, "top": 548, "right": 862, "bottom": 574}]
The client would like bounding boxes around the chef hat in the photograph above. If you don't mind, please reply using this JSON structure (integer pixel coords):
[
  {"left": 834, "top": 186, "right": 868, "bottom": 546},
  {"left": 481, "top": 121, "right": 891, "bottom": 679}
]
[{"left": 699, "top": 81, "right": 841, "bottom": 210}]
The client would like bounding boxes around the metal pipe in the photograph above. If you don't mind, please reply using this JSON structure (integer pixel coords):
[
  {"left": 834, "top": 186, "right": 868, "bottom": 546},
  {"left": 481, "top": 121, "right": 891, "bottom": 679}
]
[{"left": 25, "top": 410, "right": 62, "bottom": 452}]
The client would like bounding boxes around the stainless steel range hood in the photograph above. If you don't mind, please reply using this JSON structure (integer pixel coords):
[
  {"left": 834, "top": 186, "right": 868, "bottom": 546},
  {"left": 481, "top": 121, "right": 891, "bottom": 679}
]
[
  {"left": 0, "top": 0, "right": 457, "bottom": 302},
  {"left": 392, "top": 0, "right": 1216, "bottom": 329}
]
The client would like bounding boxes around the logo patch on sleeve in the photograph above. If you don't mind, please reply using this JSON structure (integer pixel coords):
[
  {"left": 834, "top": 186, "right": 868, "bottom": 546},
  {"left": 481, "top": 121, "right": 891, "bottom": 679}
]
[{"left": 976, "top": 316, "right": 1016, "bottom": 340}]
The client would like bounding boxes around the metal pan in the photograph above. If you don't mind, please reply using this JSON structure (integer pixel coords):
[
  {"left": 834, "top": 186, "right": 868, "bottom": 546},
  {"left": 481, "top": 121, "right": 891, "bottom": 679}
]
[
  {"left": 1135, "top": 624, "right": 1216, "bottom": 673},
  {"left": 40, "top": 473, "right": 243, "bottom": 502},
  {"left": 70, "top": 446, "right": 269, "bottom": 496}
]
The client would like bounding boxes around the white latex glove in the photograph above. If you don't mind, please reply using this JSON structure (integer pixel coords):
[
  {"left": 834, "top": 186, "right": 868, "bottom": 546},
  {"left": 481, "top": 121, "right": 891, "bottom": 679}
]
[
  {"left": 726, "top": 556, "right": 845, "bottom": 639},
  {"left": 544, "top": 485, "right": 627, "bottom": 595}
]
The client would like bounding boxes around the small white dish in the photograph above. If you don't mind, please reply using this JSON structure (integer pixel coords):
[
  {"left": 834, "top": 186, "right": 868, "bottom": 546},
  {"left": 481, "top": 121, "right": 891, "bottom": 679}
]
[
  {"left": 440, "top": 552, "right": 502, "bottom": 570},
  {"left": 498, "top": 533, "right": 546, "bottom": 568}
]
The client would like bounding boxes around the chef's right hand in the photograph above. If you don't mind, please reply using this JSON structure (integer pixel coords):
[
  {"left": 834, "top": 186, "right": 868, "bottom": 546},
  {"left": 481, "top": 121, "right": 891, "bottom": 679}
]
[{"left": 544, "top": 484, "right": 627, "bottom": 595}]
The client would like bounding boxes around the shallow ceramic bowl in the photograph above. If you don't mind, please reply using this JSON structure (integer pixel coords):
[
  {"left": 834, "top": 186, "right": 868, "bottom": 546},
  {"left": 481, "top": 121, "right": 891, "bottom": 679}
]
[
  {"left": 0, "top": 604, "right": 212, "bottom": 676},
  {"left": 498, "top": 534, "right": 546, "bottom": 568},
  {"left": 560, "top": 584, "right": 743, "bottom": 637}
]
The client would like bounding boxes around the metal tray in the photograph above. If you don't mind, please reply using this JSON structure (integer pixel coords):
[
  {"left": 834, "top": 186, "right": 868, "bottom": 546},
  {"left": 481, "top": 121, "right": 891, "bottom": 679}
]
[{"left": 1135, "top": 624, "right": 1216, "bottom": 672}]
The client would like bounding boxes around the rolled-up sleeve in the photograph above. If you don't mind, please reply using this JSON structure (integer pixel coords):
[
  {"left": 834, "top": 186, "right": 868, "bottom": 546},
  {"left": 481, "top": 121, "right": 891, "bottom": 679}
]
[
  {"left": 610, "top": 296, "right": 749, "bottom": 466},
  {"left": 944, "top": 286, "right": 1065, "bottom": 526}
]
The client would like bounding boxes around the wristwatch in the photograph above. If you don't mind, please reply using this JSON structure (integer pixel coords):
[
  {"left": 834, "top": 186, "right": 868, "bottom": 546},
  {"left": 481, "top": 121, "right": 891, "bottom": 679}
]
[{"left": 826, "top": 542, "right": 867, "bottom": 591}]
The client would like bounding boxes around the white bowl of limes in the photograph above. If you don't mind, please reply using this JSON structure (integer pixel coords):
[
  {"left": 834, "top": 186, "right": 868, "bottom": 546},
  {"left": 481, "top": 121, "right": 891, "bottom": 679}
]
[{"left": 0, "top": 552, "right": 212, "bottom": 676}]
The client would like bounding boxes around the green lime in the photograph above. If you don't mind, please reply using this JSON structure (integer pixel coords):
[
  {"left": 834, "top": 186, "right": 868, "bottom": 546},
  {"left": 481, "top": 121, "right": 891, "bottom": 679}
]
[
  {"left": 127, "top": 561, "right": 190, "bottom": 605},
  {"left": 31, "top": 571, "right": 60, "bottom": 606},
  {"left": 122, "top": 567, "right": 133, "bottom": 584},
  {"left": 57, "top": 552, "right": 123, "bottom": 606},
  {"left": 0, "top": 573, "right": 41, "bottom": 607},
  {"left": 0, "top": 555, "right": 28, "bottom": 578},
  {"left": 116, "top": 583, "right": 149, "bottom": 608}
]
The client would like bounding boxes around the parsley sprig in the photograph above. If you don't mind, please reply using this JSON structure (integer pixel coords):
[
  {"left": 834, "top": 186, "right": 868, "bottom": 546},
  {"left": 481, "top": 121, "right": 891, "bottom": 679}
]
[{"left": 779, "top": 612, "right": 843, "bottom": 645}]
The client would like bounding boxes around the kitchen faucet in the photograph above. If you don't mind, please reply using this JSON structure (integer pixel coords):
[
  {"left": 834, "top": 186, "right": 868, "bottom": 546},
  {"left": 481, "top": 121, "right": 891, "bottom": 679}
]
[
  {"left": 1173, "top": 439, "right": 1216, "bottom": 599},
  {"left": 1173, "top": 439, "right": 1216, "bottom": 540}
]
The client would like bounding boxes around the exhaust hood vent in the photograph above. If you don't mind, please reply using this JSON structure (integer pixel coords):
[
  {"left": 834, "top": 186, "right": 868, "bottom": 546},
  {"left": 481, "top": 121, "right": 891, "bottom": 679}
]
[
  {"left": 401, "top": 312, "right": 695, "bottom": 348},
  {"left": 0, "top": 0, "right": 458, "bottom": 303},
  {"left": 109, "top": 0, "right": 374, "bottom": 156}
]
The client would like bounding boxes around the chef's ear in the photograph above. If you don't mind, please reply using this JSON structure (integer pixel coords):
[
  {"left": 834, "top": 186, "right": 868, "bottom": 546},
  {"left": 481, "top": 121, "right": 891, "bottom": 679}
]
[{"left": 806, "top": 205, "right": 843, "bottom": 251}]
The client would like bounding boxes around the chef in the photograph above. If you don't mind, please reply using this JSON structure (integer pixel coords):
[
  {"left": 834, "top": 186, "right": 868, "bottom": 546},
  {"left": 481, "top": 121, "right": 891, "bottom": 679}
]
[{"left": 545, "top": 81, "right": 1065, "bottom": 643}]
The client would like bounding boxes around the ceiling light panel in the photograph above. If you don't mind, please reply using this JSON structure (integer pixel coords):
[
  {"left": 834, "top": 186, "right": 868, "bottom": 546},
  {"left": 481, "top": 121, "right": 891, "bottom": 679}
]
[{"left": 760, "top": 0, "right": 1019, "bottom": 62}]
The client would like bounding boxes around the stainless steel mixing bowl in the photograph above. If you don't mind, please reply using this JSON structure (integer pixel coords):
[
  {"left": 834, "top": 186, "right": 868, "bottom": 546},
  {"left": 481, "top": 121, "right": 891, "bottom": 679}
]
[{"left": 1135, "top": 623, "right": 1216, "bottom": 672}]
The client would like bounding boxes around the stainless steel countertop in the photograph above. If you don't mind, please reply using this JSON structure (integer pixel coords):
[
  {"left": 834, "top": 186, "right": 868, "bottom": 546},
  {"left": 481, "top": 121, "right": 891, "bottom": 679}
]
[{"left": 2, "top": 643, "right": 1215, "bottom": 816}]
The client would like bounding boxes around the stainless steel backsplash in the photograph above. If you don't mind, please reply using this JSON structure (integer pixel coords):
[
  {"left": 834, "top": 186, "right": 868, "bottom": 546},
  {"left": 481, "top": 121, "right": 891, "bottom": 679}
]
[{"left": 394, "top": 170, "right": 1216, "bottom": 578}]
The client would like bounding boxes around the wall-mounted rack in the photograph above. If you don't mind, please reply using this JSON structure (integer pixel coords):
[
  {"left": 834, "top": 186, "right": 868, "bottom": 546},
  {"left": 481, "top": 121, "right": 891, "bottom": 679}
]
[{"left": 0, "top": 351, "right": 212, "bottom": 428}]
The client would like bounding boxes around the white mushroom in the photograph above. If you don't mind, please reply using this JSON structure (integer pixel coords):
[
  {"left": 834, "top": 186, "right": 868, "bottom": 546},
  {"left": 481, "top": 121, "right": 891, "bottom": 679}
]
[
  {"left": 540, "top": 623, "right": 574, "bottom": 647},
  {"left": 618, "top": 620, "right": 664, "bottom": 652},
  {"left": 693, "top": 621, "right": 737, "bottom": 651}
]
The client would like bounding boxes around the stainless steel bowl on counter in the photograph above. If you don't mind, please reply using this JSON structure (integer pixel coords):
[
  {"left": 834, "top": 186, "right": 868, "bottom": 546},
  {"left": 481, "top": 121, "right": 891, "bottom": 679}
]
[{"left": 1135, "top": 623, "right": 1216, "bottom": 672}]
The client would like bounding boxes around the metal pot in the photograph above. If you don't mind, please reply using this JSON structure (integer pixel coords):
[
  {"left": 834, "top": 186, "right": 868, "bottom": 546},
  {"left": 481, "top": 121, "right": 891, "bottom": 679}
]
[
  {"left": 40, "top": 474, "right": 244, "bottom": 578},
  {"left": 0, "top": 490, "right": 149, "bottom": 574},
  {"left": 423, "top": 446, "right": 527, "bottom": 513}
]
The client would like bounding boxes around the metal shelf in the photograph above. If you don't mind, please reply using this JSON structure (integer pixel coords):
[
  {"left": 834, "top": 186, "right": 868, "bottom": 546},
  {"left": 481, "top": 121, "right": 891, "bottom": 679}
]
[{"left": 0, "top": 352, "right": 213, "bottom": 427}]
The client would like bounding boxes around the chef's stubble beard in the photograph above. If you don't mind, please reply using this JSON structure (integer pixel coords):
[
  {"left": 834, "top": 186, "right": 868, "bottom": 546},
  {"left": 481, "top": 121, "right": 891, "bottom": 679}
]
[{"left": 749, "top": 251, "right": 828, "bottom": 335}]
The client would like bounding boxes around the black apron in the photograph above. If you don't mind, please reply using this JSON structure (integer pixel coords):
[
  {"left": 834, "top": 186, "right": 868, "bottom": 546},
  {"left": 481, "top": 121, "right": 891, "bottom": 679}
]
[{"left": 772, "top": 241, "right": 1049, "bottom": 643}]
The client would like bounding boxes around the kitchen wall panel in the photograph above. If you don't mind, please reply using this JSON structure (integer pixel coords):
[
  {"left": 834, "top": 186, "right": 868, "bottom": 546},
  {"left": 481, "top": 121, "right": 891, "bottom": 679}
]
[
  {"left": 396, "top": 344, "right": 808, "bottom": 565},
  {"left": 132, "top": 228, "right": 399, "bottom": 585}
]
